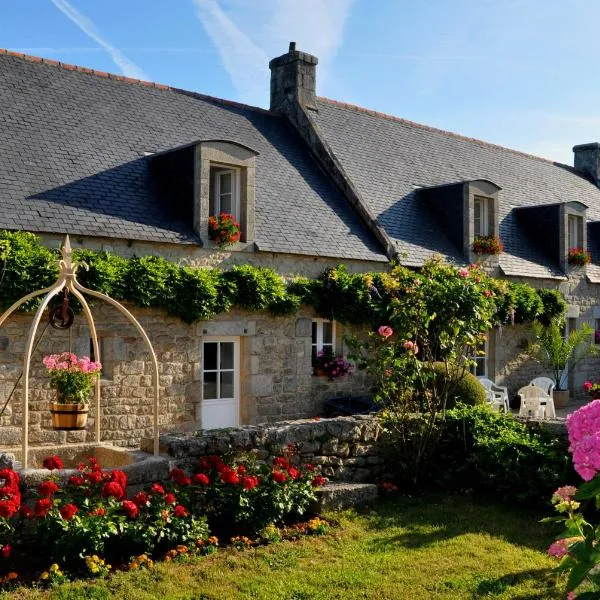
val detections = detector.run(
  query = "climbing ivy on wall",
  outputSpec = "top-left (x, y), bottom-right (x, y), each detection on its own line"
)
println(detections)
top-left (0, 231), bottom-right (565, 327)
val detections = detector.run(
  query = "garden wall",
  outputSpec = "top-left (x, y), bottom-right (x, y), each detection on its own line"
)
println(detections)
top-left (146, 415), bottom-right (384, 483)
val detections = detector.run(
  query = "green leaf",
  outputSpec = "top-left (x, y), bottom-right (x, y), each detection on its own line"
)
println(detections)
top-left (567, 561), bottom-right (594, 591)
top-left (576, 475), bottom-right (600, 500)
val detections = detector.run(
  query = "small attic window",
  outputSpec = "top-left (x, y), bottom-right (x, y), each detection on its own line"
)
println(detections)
top-left (210, 166), bottom-right (241, 222)
top-left (474, 196), bottom-right (493, 237)
top-left (568, 214), bottom-right (583, 249)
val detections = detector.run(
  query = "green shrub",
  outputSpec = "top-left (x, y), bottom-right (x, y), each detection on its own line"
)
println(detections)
top-left (172, 267), bottom-right (229, 323)
top-left (222, 265), bottom-right (287, 311)
top-left (430, 362), bottom-right (487, 409)
top-left (536, 288), bottom-right (566, 326)
top-left (73, 250), bottom-right (128, 299)
top-left (124, 255), bottom-right (179, 310)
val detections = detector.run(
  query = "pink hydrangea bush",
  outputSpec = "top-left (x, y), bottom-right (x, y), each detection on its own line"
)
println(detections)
top-left (546, 399), bottom-right (600, 595)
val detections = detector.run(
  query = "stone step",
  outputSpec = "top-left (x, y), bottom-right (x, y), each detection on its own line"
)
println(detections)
top-left (316, 482), bottom-right (378, 511)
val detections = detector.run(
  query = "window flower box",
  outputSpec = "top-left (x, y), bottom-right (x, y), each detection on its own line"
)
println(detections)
top-left (472, 235), bottom-right (503, 256)
top-left (208, 213), bottom-right (241, 248)
top-left (312, 349), bottom-right (353, 380)
top-left (567, 247), bottom-right (591, 266)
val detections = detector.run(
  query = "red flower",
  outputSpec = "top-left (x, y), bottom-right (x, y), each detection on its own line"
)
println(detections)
top-left (89, 507), bottom-right (105, 517)
top-left (60, 503), bottom-right (78, 521)
top-left (241, 476), bottom-right (259, 490)
top-left (42, 455), bottom-right (63, 471)
top-left (0, 500), bottom-right (17, 518)
top-left (237, 465), bottom-right (247, 475)
top-left (192, 473), bottom-right (210, 486)
top-left (86, 470), bottom-right (103, 484)
top-left (34, 498), bottom-right (52, 517)
top-left (150, 483), bottom-right (165, 495)
top-left (1, 544), bottom-right (11, 558)
top-left (121, 500), bottom-right (139, 519)
top-left (170, 468), bottom-right (191, 486)
top-left (0, 469), bottom-right (20, 487)
top-left (220, 468), bottom-right (240, 485)
top-left (19, 505), bottom-right (33, 519)
top-left (101, 481), bottom-right (125, 499)
top-left (198, 457), bottom-right (211, 472)
top-left (38, 480), bottom-right (59, 497)
top-left (312, 476), bottom-right (327, 488)
top-left (272, 470), bottom-right (287, 484)
top-left (273, 457), bottom-right (289, 469)
top-left (133, 491), bottom-right (149, 507)
top-left (306, 464), bottom-right (314, 472)
top-left (164, 493), bottom-right (176, 505)
top-left (110, 470), bottom-right (128, 489)
top-left (173, 504), bottom-right (189, 518)
top-left (68, 475), bottom-right (85, 486)
top-left (288, 468), bottom-right (300, 480)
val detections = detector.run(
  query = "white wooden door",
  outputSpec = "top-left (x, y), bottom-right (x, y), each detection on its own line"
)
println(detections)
top-left (201, 338), bottom-right (240, 430)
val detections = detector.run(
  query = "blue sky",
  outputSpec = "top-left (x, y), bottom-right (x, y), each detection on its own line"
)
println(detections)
top-left (2, 0), bottom-right (600, 164)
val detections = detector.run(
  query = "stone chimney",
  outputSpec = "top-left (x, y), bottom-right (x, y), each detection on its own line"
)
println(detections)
top-left (573, 143), bottom-right (600, 185)
top-left (269, 42), bottom-right (318, 113)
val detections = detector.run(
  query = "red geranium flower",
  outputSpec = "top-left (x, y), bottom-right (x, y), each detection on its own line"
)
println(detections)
top-left (60, 503), bottom-right (78, 521)
top-left (287, 468), bottom-right (300, 480)
top-left (198, 457), bottom-right (211, 472)
top-left (150, 483), bottom-right (165, 495)
top-left (38, 480), bottom-right (59, 497)
top-left (0, 500), bottom-right (17, 518)
top-left (220, 468), bottom-right (239, 485)
top-left (101, 481), bottom-right (125, 499)
top-left (34, 498), bottom-right (52, 517)
top-left (173, 504), bottom-right (189, 518)
top-left (89, 507), bottom-right (105, 517)
top-left (42, 455), bottom-right (63, 471)
top-left (0, 469), bottom-right (20, 487)
top-left (110, 470), bottom-right (127, 488)
top-left (164, 493), bottom-right (176, 505)
top-left (273, 457), bottom-right (290, 469)
top-left (68, 475), bottom-right (85, 486)
top-left (241, 476), bottom-right (259, 490)
top-left (170, 468), bottom-right (191, 486)
top-left (312, 476), bottom-right (327, 488)
top-left (86, 470), bottom-right (103, 484)
top-left (192, 473), bottom-right (210, 486)
top-left (237, 465), bottom-right (247, 475)
top-left (272, 470), bottom-right (287, 484)
top-left (121, 500), bottom-right (139, 519)
top-left (19, 505), bottom-right (33, 519)
top-left (1, 544), bottom-right (11, 558)
top-left (133, 491), bottom-right (149, 507)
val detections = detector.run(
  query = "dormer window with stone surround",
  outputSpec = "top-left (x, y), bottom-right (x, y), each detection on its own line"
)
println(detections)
top-left (473, 196), bottom-right (493, 237)
top-left (210, 165), bottom-right (241, 222)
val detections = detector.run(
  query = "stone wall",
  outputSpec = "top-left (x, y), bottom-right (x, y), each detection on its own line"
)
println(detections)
top-left (0, 303), bottom-right (370, 449)
top-left (149, 415), bottom-right (383, 483)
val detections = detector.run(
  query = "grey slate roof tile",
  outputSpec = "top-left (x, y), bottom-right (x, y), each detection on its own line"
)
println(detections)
top-left (311, 98), bottom-right (600, 278)
top-left (0, 53), bottom-right (386, 263)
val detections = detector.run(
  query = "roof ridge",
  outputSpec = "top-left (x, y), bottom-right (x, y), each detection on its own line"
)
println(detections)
top-left (1, 49), bottom-right (274, 116)
top-left (317, 96), bottom-right (572, 169)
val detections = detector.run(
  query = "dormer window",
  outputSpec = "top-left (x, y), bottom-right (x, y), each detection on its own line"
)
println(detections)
top-left (473, 196), bottom-right (493, 237)
top-left (210, 166), bottom-right (241, 221)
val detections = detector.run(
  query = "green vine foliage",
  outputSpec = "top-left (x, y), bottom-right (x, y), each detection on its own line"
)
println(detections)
top-left (0, 231), bottom-right (566, 327)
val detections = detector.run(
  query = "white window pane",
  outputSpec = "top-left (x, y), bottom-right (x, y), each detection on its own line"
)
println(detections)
top-left (220, 193), bottom-right (233, 215)
top-left (203, 372), bottom-right (218, 400)
top-left (220, 342), bottom-right (234, 370)
top-left (219, 172), bottom-right (232, 194)
top-left (220, 372), bottom-right (234, 399)
top-left (323, 321), bottom-right (333, 344)
top-left (204, 343), bottom-right (217, 371)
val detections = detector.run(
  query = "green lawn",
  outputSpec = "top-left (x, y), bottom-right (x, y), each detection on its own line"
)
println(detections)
top-left (1, 494), bottom-right (563, 600)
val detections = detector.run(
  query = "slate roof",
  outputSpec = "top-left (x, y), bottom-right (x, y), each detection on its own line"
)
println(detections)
top-left (310, 97), bottom-right (600, 279)
top-left (0, 51), bottom-right (387, 263)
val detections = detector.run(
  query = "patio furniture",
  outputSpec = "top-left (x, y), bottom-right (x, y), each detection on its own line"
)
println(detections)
top-left (518, 385), bottom-right (556, 419)
top-left (477, 377), bottom-right (510, 412)
top-left (529, 377), bottom-right (555, 397)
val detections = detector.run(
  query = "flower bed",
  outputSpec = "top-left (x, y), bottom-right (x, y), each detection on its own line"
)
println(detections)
top-left (0, 447), bottom-right (326, 587)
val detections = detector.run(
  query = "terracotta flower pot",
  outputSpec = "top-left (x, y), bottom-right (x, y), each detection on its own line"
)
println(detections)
top-left (553, 390), bottom-right (570, 408)
top-left (48, 400), bottom-right (89, 430)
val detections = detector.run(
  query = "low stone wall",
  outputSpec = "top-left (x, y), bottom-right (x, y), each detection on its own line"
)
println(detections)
top-left (146, 415), bottom-right (383, 483)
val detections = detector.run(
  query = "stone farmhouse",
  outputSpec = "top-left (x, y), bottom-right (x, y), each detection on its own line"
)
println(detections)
top-left (0, 43), bottom-right (600, 447)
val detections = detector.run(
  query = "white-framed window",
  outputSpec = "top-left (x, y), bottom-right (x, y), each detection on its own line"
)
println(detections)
top-left (469, 336), bottom-right (488, 378)
top-left (201, 338), bottom-right (240, 429)
top-left (312, 318), bottom-right (335, 362)
top-left (568, 214), bottom-right (583, 249)
top-left (473, 196), bottom-right (492, 237)
top-left (210, 166), bottom-right (240, 221)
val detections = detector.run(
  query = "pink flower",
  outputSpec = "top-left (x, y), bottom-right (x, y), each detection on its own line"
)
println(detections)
top-left (484, 290), bottom-right (492, 297)
top-left (458, 268), bottom-right (469, 278)
top-left (553, 486), bottom-right (577, 502)
top-left (403, 341), bottom-right (419, 355)
top-left (378, 326), bottom-right (393, 338)
top-left (584, 381), bottom-right (593, 392)
top-left (547, 539), bottom-right (568, 559)
top-left (566, 400), bottom-right (600, 480)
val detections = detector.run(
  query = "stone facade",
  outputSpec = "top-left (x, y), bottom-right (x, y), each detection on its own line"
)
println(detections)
top-left (151, 414), bottom-right (383, 483)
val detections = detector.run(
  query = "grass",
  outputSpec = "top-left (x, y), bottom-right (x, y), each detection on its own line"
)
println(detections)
top-left (0, 493), bottom-right (563, 600)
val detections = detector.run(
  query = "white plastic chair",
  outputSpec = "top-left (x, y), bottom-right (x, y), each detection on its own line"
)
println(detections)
top-left (518, 385), bottom-right (556, 419)
top-left (530, 377), bottom-right (555, 397)
top-left (478, 377), bottom-right (510, 412)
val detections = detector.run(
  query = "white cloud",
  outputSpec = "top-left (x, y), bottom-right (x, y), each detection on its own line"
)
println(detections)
top-left (50, 0), bottom-right (150, 80)
top-left (192, 0), bottom-right (355, 106)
